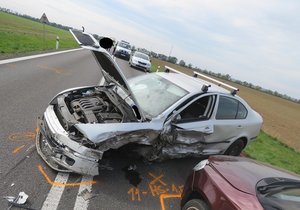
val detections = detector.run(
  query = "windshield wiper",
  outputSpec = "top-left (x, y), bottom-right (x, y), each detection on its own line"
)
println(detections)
top-left (257, 181), bottom-right (300, 194)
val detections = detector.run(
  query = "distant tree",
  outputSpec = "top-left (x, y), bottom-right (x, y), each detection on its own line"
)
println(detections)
top-left (150, 51), bottom-right (157, 58)
top-left (224, 74), bottom-right (231, 81)
top-left (168, 56), bottom-right (177, 64)
top-left (179, 60), bottom-right (185, 66)
top-left (188, 63), bottom-right (192, 69)
top-left (158, 54), bottom-right (168, 61)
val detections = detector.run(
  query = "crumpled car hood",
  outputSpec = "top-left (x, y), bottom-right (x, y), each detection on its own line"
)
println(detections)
top-left (69, 29), bottom-right (145, 121)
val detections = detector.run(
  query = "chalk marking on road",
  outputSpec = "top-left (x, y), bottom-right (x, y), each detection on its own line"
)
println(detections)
top-left (0, 48), bottom-right (83, 65)
top-left (8, 131), bottom-right (36, 141)
top-left (38, 165), bottom-right (96, 186)
top-left (159, 194), bottom-right (181, 210)
top-left (74, 175), bottom-right (94, 210)
top-left (8, 128), bottom-right (38, 154)
top-left (37, 64), bottom-right (65, 74)
top-left (41, 172), bottom-right (69, 210)
top-left (12, 144), bottom-right (25, 154)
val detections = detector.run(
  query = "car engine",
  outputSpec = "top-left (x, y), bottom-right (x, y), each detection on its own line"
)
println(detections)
top-left (70, 95), bottom-right (122, 123)
top-left (53, 88), bottom-right (127, 132)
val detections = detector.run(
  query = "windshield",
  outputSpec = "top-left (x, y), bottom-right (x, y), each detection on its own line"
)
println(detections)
top-left (129, 74), bottom-right (188, 117)
top-left (118, 42), bottom-right (131, 49)
top-left (134, 52), bottom-right (149, 60)
top-left (257, 177), bottom-right (300, 210)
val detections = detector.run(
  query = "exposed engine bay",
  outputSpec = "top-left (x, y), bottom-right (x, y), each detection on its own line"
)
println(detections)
top-left (70, 94), bottom-right (122, 124)
top-left (52, 87), bottom-right (136, 132)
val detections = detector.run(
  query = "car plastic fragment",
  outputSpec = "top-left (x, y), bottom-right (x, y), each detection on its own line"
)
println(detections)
top-left (4, 192), bottom-right (34, 210)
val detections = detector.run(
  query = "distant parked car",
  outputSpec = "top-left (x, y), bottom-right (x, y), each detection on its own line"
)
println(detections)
top-left (181, 155), bottom-right (300, 210)
top-left (113, 40), bottom-right (131, 60)
top-left (129, 51), bottom-right (151, 72)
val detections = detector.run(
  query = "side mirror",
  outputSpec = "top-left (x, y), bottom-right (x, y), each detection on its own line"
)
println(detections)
top-left (174, 114), bottom-right (181, 122)
top-left (99, 37), bottom-right (113, 49)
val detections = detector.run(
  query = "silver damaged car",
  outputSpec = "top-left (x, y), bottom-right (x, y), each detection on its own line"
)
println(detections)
top-left (36, 30), bottom-right (263, 175)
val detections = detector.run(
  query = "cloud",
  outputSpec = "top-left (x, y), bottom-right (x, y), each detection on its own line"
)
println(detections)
top-left (1, 0), bottom-right (300, 99)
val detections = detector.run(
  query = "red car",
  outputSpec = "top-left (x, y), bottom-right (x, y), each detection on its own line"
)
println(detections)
top-left (181, 155), bottom-right (300, 210)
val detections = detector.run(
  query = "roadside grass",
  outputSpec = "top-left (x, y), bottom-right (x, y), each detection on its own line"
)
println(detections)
top-left (0, 12), bottom-right (78, 58)
top-left (150, 63), bottom-right (158, 72)
top-left (245, 131), bottom-right (300, 175)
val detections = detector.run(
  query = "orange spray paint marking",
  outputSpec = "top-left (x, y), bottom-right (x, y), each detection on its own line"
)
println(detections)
top-left (37, 64), bottom-right (65, 74)
top-left (8, 128), bottom-right (38, 154)
top-left (148, 172), bottom-right (167, 186)
top-left (37, 165), bottom-right (96, 187)
top-left (12, 144), bottom-right (26, 154)
top-left (8, 131), bottom-right (36, 141)
top-left (159, 194), bottom-right (181, 210)
top-left (128, 187), bottom-right (141, 201)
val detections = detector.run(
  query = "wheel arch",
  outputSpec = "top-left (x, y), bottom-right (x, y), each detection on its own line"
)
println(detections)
top-left (182, 190), bottom-right (210, 209)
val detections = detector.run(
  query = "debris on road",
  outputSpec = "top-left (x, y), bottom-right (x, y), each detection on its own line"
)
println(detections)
top-left (122, 165), bottom-right (142, 187)
top-left (3, 191), bottom-right (35, 210)
top-left (127, 164), bottom-right (137, 171)
top-left (78, 189), bottom-right (98, 201)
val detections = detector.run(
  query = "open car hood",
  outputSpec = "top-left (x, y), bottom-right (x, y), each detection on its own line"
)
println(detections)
top-left (70, 29), bottom-right (145, 121)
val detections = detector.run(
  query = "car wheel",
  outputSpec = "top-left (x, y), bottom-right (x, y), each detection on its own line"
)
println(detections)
top-left (225, 139), bottom-right (245, 156)
top-left (182, 199), bottom-right (209, 210)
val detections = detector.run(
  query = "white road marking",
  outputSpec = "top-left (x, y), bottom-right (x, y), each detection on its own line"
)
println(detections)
top-left (73, 175), bottom-right (94, 210)
top-left (41, 172), bottom-right (69, 210)
top-left (0, 48), bottom-right (82, 65)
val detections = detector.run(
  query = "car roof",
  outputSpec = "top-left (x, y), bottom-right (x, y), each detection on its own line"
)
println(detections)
top-left (134, 51), bottom-right (149, 56)
top-left (157, 72), bottom-right (232, 95)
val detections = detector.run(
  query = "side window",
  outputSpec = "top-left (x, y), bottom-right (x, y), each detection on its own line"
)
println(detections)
top-left (179, 95), bottom-right (215, 122)
top-left (216, 96), bottom-right (248, 120)
top-left (236, 103), bottom-right (248, 119)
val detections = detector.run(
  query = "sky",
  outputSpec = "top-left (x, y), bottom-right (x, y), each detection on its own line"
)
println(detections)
top-left (1, 0), bottom-right (300, 99)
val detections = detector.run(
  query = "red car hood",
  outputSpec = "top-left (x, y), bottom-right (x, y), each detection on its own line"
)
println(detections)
top-left (208, 155), bottom-right (300, 195)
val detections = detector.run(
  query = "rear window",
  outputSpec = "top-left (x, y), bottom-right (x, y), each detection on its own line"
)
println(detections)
top-left (134, 52), bottom-right (149, 60)
top-left (118, 42), bottom-right (131, 49)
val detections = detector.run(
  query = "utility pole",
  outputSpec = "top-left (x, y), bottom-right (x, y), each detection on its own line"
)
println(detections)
top-left (40, 13), bottom-right (49, 50)
top-left (168, 44), bottom-right (173, 57)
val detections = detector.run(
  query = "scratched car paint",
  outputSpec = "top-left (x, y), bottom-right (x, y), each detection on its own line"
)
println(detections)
top-left (36, 29), bottom-right (263, 175)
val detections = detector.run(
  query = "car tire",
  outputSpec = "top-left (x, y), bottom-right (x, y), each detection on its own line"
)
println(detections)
top-left (182, 199), bottom-right (209, 210)
top-left (225, 139), bottom-right (245, 156)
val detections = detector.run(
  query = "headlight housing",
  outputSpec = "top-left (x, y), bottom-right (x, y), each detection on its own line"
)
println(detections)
top-left (193, 159), bottom-right (209, 171)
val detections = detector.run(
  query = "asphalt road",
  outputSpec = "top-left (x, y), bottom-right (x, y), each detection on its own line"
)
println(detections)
top-left (0, 49), bottom-right (200, 210)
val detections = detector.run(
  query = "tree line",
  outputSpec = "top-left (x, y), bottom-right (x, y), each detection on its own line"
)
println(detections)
top-left (149, 51), bottom-right (299, 104)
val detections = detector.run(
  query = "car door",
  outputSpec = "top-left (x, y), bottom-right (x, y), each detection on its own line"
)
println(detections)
top-left (211, 94), bottom-right (249, 144)
top-left (170, 94), bottom-right (217, 145)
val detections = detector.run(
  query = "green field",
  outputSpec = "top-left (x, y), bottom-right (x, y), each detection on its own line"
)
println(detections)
top-left (0, 12), bottom-right (78, 58)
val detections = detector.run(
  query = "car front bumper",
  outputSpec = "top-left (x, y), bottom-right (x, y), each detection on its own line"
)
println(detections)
top-left (114, 51), bottom-right (130, 59)
top-left (36, 106), bottom-right (103, 176)
top-left (131, 61), bottom-right (150, 71)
